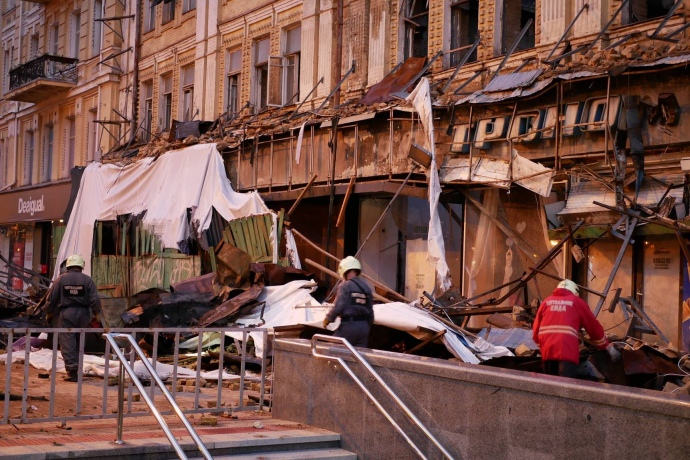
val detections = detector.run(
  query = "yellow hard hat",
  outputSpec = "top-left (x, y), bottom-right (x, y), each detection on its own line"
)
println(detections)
top-left (337, 256), bottom-right (361, 278)
top-left (557, 279), bottom-right (579, 296)
top-left (66, 254), bottom-right (85, 269)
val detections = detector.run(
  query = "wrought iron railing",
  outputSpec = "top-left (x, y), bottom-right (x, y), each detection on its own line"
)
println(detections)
top-left (9, 54), bottom-right (78, 91)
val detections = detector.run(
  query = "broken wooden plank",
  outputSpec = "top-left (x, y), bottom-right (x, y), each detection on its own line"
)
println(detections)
top-left (291, 228), bottom-right (411, 303)
top-left (404, 329), bottom-right (446, 355)
top-left (198, 284), bottom-right (264, 327)
top-left (336, 176), bottom-right (356, 228)
top-left (303, 258), bottom-right (390, 303)
top-left (288, 174), bottom-right (318, 218)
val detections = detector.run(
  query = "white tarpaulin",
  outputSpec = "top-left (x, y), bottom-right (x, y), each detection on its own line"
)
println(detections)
top-left (0, 348), bottom-right (240, 381)
top-left (56, 143), bottom-right (270, 277)
top-left (406, 78), bottom-right (452, 291)
top-left (226, 280), bottom-right (511, 363)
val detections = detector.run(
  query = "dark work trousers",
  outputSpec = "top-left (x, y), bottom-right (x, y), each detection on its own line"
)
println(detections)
top-left (334, 321), bottom-right (371, 348)
top-left (543, 360), bottom-right (578, 379)
top-left (58, 307), bottom-right (91, 374)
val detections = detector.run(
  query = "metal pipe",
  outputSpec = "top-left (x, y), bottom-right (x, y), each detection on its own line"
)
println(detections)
top-left (311, 335), bottom-right (454, 460)
top-left (115, 350), bottom-right (126, 445)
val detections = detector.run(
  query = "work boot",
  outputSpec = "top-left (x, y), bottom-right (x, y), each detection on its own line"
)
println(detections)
top-left (64, 372), bottom-right (79, 382)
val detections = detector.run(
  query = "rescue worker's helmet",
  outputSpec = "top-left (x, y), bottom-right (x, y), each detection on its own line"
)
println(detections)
top-left (66, 254), bottom-right (85, 269)
top-left (557, 279), bottom-right (579, 296)
top-left (337, 256), bottom-right (362, 278)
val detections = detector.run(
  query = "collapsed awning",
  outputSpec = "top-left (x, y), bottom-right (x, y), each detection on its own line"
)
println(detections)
top-left (558, 175), bottom-right (685, 217)
top-left (56, 143), bottom-right (271, 277)
top-left (440, 152), bottom-right (555, 197)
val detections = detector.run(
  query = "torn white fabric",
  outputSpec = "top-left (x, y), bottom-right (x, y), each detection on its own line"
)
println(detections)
top-left (229, 280), bottom-right (328, 358)
top-left (56, 143), bottom-right (270, 277)
top-left (294, 122), bottom-right (307, 164)
top-left (285, 229), bottom-right (302, 269)
top-left (406, 78), bottom-right (451, 291)
top-left (0, 348), bottom-right (240, 381)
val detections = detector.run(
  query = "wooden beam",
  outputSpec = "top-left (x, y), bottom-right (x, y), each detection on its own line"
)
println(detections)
top-left (287, 174), bottom-right (318, 218)
top-left (404, 329), bottom-right (447, 355)
top-left (462, 191), bottom-right (541, 263)
top-left (304, 258), bottom-right (390, 303)
top-left (291, 228), bottom-right (411, 303)
top-left (336, 176), bottom-right (356, 228)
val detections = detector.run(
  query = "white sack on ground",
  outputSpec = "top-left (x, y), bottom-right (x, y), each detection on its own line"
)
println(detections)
top-left (228, 280), bottom-right (328, 359)
top-left (0, 348), bottom-right (240, 381)
top-left (56, 143), bottom-right (269, 277)
top-left (406, 78), bottom-right (452, 291)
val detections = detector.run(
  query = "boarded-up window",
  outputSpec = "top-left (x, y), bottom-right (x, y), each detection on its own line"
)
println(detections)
top-left (181, 65), bottom-right (194, 121)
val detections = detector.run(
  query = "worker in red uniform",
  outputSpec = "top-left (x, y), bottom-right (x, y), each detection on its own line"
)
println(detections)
top-left (533, 279), bottom-right (621, 378)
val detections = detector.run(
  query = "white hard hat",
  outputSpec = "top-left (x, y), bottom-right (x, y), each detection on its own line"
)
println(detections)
top-left (337, 256), bottom-right (362, 278)
top-left (557, 279), bottom-right (579, 296)
top-left (66, 254), bottom-right (85, 269)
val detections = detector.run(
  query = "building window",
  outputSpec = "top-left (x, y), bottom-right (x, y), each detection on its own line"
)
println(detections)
top-left (22, 130), bottom-right (34, 186)
top-left (162, 0), bottom-right (175, 25)
top-left (402, 0), bottom-right (429, 59)
top-left (50, 23), bottom-right (59, 55)
top-left (71, 11), bottom-right (81, 59)
top-left (183, 0), bottom-right (196, 13)
top-left (225, 49), bottom-right (241, 115)
top-left (160, 74), bottom-right (173, 131)
top-left (64, 117), bottom-right (76, 177)
top-left (87, 108), bottom-right (99, 162)
top-left (0, 138), bottom-right (5, 189)
top-left (268, 26), bottom-right (301, 106)
top-left (252, 37), bottom-right (270, 112)
top-left (449, 1), bottom-right (479, 66)
top-left (41, 124), bottom-right (53, 183)
top-left (501, 0), bottom-right (535, 54)
top-left (145, 0), bottom-right (156, 33)
top-left (30, 34), bottom-right (39, 60)
top-left (142, 80), bottom-right (153, 142)
top-left (623, 0), bottom-right (674, 25)
top-left (3, 49), bottom-right (10, 94)
top-left (3, 0), bottom-right (15, 14)
top-left (92, 0), bottom-right (103, 57)
top-left (181, 65), bottom-right (194, 121)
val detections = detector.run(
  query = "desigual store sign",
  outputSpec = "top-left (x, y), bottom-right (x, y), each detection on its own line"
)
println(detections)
top-left (0, 182), bottom-right (72, 223)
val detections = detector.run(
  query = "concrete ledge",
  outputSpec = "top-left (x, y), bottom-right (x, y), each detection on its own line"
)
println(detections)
top-left (273, 338), bottom-right (690, 459)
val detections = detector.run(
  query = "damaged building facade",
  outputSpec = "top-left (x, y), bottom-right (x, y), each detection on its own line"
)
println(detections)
top-left (0, 0), bottom-right (136, 298)
top-left (1, 0), bottom-right (689, 355)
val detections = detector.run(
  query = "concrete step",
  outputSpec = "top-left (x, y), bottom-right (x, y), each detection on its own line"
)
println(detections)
top-left (0, 421), bottom-right (351, 460)
top-left (210, 448), bottom-right (357, 459)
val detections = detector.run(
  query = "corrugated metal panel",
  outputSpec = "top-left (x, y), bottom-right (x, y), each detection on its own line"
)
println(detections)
top-left (559, 175), bottom-right (685, 215)
top-left (484, 69), bottom-right (543, 93)
top-left (634, 53), bottom-right (690, 67)
top-left (457, 78), bottom-right (553, 105)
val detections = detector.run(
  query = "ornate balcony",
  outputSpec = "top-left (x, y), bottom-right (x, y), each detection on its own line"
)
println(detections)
top-left (6, 54), bottom-right (78, 103)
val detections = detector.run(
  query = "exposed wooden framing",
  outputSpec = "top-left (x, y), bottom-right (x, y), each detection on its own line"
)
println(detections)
top-left (288, 174), bottom-right (318, 218)
top-left (336, 176), bottom-right (356, 228)
top-left (529, 267), bottom-right (606, 298)
top-left (304, 258), bottom-right (390, 303)
top-left (404, 329), bottom-right (446, 354)
top-left (290, 228), bottom-right (411, 303)
top-left (461, 191), bottom-right (541, 263)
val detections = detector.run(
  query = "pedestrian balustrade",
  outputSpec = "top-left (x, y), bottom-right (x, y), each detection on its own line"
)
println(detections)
top-left (0, 327), bottom-right (269, 429)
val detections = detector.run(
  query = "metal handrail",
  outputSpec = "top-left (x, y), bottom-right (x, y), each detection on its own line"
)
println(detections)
top-left (104, 333), bottom-right (213, 460)
top-left (310, 334), bottom-right (455, 460)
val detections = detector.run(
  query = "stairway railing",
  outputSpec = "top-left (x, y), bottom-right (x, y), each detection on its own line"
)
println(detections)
top-left (104, 332), bottom-right (213, 460)
top-left (310, 334), bottom-right (455, 460)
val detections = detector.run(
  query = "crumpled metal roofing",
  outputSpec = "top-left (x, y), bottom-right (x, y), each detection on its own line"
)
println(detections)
top-left (483, 69), bottom-right (543, 93)
top-left (455, 78), bottom-right (553, 105)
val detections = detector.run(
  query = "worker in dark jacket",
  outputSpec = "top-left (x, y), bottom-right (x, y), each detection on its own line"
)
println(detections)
top-left (533, 279), bottom-right (621, 378)
top-left (323, 256), bottom-right (374, 347)
top-left (46, 254), bottom-right (105, 382)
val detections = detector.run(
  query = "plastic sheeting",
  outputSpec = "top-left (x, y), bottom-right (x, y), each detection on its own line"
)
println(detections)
top-left (226, 280), bottom-right (512, 363)
top-left (406, 78), bottom-right (452, 291)
top-left (55, 143), bottom-right (270, 277)
top-left (0, 348), bottom-right (240, 381)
